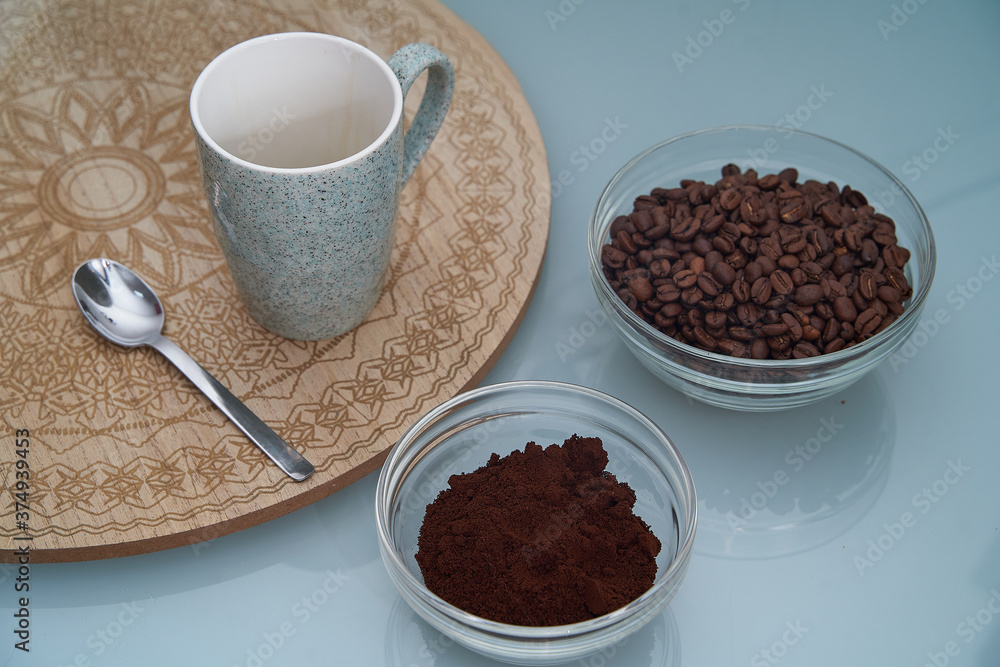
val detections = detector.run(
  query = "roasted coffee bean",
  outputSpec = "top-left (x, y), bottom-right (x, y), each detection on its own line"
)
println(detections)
top-left (725, 326), bottom-right (751, 343)
top-left (832, 253), bottom-right (855, 277)
top-left (840, 272), bottom-right (859, 297)
top-left (823, 337), bottom-right (845, 354)
top-left (617, 289), bottom-right (637, 311)
top-left (757, 173), bottom-right (780, 190)
top-left (759, 237), bottom-right (782, 261)
top-left (799, 261), bottom-right (823, 281)
top-left (739, 236), bottom-right (759, 255)
top-left (631, 210), bottom-right (654, 233)
top-left (860, 238), bottom-right (879, 265)
top-left (650, 206), bottom-right (670, 227)
top-left (792, 341), bottom-right (821, 358)
top-left (751, 277), bottom-right (773, 305)
top-left (704, 249), bottom-right (722, 271)
top-left (621, 267), bottom-right (649, 281)
top-left (794, 283), bottom-right (824, 306)
top-left (712, 235), bottom-right (736, 254)
top-left (801, 324), bottom-right (821, 341)
top-left (840, 320), bottom-right (857, 342)
top-left (883, 244), bottom-right (911, 269)
top-left (628, 277), bottom-right (654, 302)
top-left (702, 214), bottom-right (726, 234)
top-left (602, 244), bottom-right (627, 268)
top-left (776, 167), bottom-right (797, 183)
top-left (719, 188), bottom-right (742, 210)
top-left (757, 255), bottom-right (778, 276)
top-left (877, 285), bottom-right (901, 303)
top-left (652, 247), bottom-right (680, 261)
top-left (649, 259), bottom-right (671, 278)
top-left (780, 200), bottom-right (806, 223)
top-left (713, 292), bottom-right (735, 311)
top-left (765, 333), bottom-right (790, 351)
top-left (689, 256), bottom-right (706, 275)
top-left (654, 312), bottom-right (675, 328)
top-left (819, 277), bottom-right (842, 300)
top-left (856, 308), bottom-right (882, 336)
top-left (689, 235), bottom-right (711, 256)
top-left (736, 302), bottom-right (760, 327)
top-left (740, 195), bottom-right (763, 224)
top-left (656, 283), bottom-right (681, 303)
top-left (691, 327), bottom-right (716, 349)
top-left (781, 312), bottom-right (803, 341)
top-left (720, 221), bottom-right (742, 239)
top-left (798, 244), bottom-right (819, 263)
top-left (821, 317), bottom-right (840, 343)
top-left (705, 310), bottom-right (728, 329)
top-left (632, 232), bottom-right (652, 249)
top-left (673, 269), bottom-right (697, 289)
top-left (778, 254), bottom-right (800, 270)
top-left (872, 224), bottom-right (897, 246)
top-left (646, 223), bottom-right (671, 240)
top-left (858, 270), bottom-right (878, 301)
top-left (660, 303), bottom-right (684, 320)
top-left (760, 322), bottom-right (790, 337)
top-left (671, 216), bottom-right (702, 242)
top-left (769, 270), bottom-right (794, 296)
top-left (716, 338), bottom-right (741, 356)
top-left (732, 272), bottom-right (751, 302)
top-left (697, 273), bottom-right (723, 297)
top-left (712, 261), bottom-right (736, 286)
top-left (641, 301), bottom-right (660, 317)
top-left (884, 267), bottom-right (911, 298)
top-left (634, 195), bottom-right (659, 210)
top-left (844, 186), bottom-right (868, 208)
top-left (609, 215), bottom-right (631, 238)
top-left (615, 230), bottom-right (638, 254)
top-left (831, 296), bottom-right (856, 323)
top-left (813, 301), bottom-right (833, 321)
top-left (681, 286), bottom-right (704, 306)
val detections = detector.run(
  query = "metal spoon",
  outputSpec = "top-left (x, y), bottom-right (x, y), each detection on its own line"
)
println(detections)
top-left (71, 258), bottom-right (314, 482)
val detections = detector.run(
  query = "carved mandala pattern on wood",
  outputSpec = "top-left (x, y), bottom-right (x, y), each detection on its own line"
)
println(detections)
top-left (0, 0), bottom-right (549, 561)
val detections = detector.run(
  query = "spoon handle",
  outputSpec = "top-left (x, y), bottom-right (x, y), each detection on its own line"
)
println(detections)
top-left (149, 335), bottom-right (315, 482)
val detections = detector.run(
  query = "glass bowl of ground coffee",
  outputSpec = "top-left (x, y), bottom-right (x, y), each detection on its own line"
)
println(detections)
top-left (375, 380), bottom-right (696, 665)
top-left (589, 125), bottom-right (936, 411)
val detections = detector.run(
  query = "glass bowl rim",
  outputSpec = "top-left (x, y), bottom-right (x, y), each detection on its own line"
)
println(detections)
top-left (374, 379), bottom-right (698, 639)
top-left (586, 123), bottom-right (937, 370)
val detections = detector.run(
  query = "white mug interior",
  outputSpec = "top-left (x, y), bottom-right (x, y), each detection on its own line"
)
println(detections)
top-left (191, 32), bottom-right (403, 170)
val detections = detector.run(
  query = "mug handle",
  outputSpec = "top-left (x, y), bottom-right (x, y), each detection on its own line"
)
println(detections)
top-left (387, 43), bottom-right (455, 187)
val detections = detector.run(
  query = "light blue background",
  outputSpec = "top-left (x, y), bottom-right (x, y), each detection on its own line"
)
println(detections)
top-left (5, 0), bottom-right (1000, 665)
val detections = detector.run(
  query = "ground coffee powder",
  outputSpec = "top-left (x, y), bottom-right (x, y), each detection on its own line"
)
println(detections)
top-left (415, 434), bottom-right (661, 626)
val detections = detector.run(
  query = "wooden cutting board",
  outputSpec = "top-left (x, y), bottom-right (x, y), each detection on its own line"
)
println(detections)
top-left (0, 0), bottom-right (549, 562)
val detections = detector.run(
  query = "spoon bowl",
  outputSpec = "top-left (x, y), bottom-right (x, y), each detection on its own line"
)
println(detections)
top-left (72, 258), bottom-right (165, 346)
top-left (71, 258), bottom-right (314, 481)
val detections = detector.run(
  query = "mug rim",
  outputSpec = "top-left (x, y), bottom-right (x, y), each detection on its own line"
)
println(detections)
top-left (189, 31), bottom-right (404, 175)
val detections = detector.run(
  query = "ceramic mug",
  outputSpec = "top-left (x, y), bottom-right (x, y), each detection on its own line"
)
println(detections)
top-left (190, 32), bottom-right (454, 340)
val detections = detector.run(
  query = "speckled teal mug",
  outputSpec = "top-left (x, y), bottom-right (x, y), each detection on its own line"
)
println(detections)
top-left (190, 32), bottom-right (453, 340)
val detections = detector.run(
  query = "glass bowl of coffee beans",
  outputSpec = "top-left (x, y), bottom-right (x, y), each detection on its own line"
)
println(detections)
top-left (588, 125), bottom-right (936, 411)
top-left (375, 380), bottom-right (697, 665)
